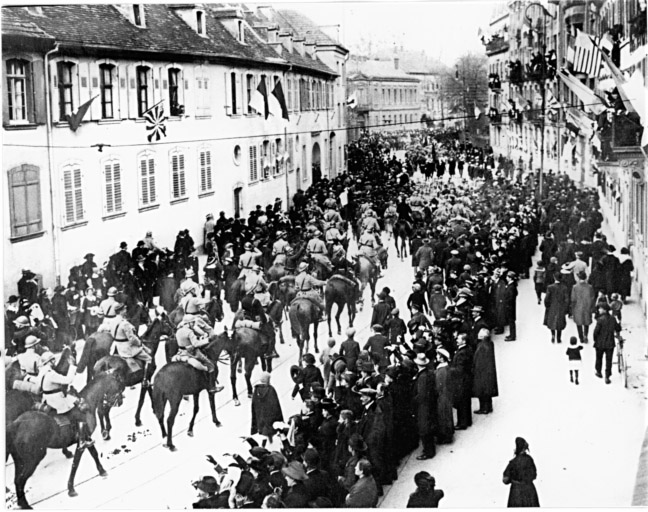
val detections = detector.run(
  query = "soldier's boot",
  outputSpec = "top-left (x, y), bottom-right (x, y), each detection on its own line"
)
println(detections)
top-left (77, 422), bottom-right (94, 450)
top-left (207, 370), bottom-right (223, 394)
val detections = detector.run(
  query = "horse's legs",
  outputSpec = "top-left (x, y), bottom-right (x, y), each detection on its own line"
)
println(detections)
top-left (14, 447), bottom-right (46, 509)
top-left (67, 445), bottom-right (86, 496)
top-left (335, 302), bottom-right (343, 336)
top-left (326, 301), bottom-right (334, 337)
top-left (187, 393), bottom-right (200, 437)
top-left (245, 358), bottom-right (254, 398)
top-left (134, 383), bottom-right (147, 427)
top-left (87, 444), bottom-right (107, 476)
top-left (208, 391), bottom-right (221, 427)
top-left (230, 354), bottom-right (240, 406)
top-left (165, 401), bottom-right (179, 451)
top-left (62, 447), bottom-right (73, 459)
top-left (313, 321), bottom-right (319, 353)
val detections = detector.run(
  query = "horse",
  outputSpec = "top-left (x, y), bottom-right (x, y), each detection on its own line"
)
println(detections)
top-left (266, 242), bottom-right (306, 282)
top-left (151, 332), bottom-right (231, 452)
top-left (356, 255), bottom-right (380, 309)
top-left (7, 372), bottom-right (125, 509)
top-left (76, 311), bottom-right (175, 384)
top-left (324, 275), bottom-right (359, 337)
top-left (229, 327), bottom-right (271, 404)
top-left (394, 219), bottom-right (413, 260)
top-left (288, 298), bottom-right (320, 360)
top-left (276, 276), bottom-right (297, 315)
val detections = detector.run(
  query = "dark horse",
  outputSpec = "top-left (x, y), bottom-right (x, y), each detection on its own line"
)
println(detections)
top-left (288, 298), bottom-right (320, 359)
top-left (325, 275), bottom-right (359, 337)
top-left (5, 350), bottom-right (77, 460)
top-left (356, 255), bottom-right (380, 310)
top-left (7, 372), bottom-right (124, 509)
top-left (76, 312), bottom-right (176, 384)
top-left (229, 326), bottom-right (272, 404)
top-left (394, 219), bottom-right (413, 260)
top-left (152, 332), bottom-right (231, 452)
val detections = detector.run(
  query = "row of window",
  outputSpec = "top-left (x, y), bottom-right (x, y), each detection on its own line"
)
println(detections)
top-left (371, 113), bottom-right (418, 127)
top-left (5, 57), bottom-right (337, 125)
top-left (353, 85), bottom-right (418, 106)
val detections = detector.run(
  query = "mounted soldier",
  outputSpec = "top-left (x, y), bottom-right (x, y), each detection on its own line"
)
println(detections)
top-left (110, 303), bottom-right (153, 386)
top-left (358, 227), bottom-right (383, 277)
top-left (307, 230), bottom-right (333, 276)
top-left (272, 231), bottom-right (291, 265)
top-left (245, 265), bottom-right (271, 307)
top-left (234, 294), bottom-right (277, 360)
top-left (325, 223), bottom-right (345, 255)
top-left (239, 242), bottom-right (262, 280)
top-left (17, 335), bottom-right (42, 384)
top-left (294, 262), bottom-right (327, 320)
top-left (175, 314), bottom-right (220, 394)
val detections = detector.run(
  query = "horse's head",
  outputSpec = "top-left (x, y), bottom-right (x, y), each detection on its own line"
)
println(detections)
top-left (80, 372), bottom-right (125, 413)
top-left (202, 331), bottom-right (231, 361)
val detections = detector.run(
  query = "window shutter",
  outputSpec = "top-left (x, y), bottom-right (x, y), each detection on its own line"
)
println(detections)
top-left (128, 64), bottom-right (138, 119)
top-left (89, 63), bottom-right (101, 120)
top-left (148, 157), bottom-right (156, 203)
top-left (172, 153), bottom-right (179, 198)
top-left (224, 71), bottom-right (232, 115)
top-left (63, 168), bottom-right (74, 223)
top-left (73, 166), bottom-right (84, 221)
top-left (104, 162), bottom-right (113, 215)
top-left (200, 151), bottom-right (206, 192)
top-left (140, 158), bottom-right (149, 205)
top-left (113, 161), bottom-right (122, 212)
top-left (205, 150), bottom-right (212, 191)
top-left (237, 73), bottom-right (245, 116)
top-left (179, 153), bottom-right (186, 197)
top-left (118, 66), bottom-right (128, 120)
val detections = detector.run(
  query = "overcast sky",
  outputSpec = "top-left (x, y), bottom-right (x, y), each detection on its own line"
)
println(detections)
top-left (272, 0), bottom-right (507, 66)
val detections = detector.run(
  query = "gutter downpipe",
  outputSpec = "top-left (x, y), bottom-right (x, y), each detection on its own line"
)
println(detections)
top-left (44, 43), bottom-right (61, 286)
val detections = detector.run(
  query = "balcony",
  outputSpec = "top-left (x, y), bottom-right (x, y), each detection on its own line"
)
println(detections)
top-left (599, 113), bottom-right (645, 161)
top-left (486, 35), bottom-right (509, 56)
top-left (488, 73), bottom-right (502, 91)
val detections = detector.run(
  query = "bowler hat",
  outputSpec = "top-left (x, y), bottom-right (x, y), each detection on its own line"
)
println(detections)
top-left (250, 446), bottom-right (270, 460)
top-left (320, 397), bottom-right (337, 411)
top-left (282, 461), bottom-right (308, 481)
top-left (302, 353), bottom-right (316, 365)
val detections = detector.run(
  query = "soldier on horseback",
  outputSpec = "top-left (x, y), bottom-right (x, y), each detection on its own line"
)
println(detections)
top-left (294, 262), bottom-right (327, 320)
top-left (307, 230), bottom-right (333, 275)
top-left (383, 201), bottom-right (398, 240)
top-left (111, 303), bottom-right (153, 386)
top-left (239, 242), bottom-right (262, 279)
top-left (39, 351), bottom-right (94, 449)
top-left (325, 223), bottom-right (345, 255)
top-left (272, 231), bottom-right (291, 265)
top-left (17, 335), bottom-right (42, 383)
top-left (175, 314), bottom-right (221, 393)
top-left (235, 294), bottom-right (278, 359)
top-left (245, 265), bottom-right (271, 307)
top-left (358, 227), bottom-right (383, 278)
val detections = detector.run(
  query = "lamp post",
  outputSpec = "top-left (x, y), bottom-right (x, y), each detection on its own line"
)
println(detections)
top-left (525, 2), bottom-right (555, 200)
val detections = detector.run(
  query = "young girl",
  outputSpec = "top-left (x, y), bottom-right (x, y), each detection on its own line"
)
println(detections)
top-left (533, 261), bottom-right (547, 304)
top-left (566, 336), bottom-right (583, 385)
top-left (609, 293), bottom-right (623, 327)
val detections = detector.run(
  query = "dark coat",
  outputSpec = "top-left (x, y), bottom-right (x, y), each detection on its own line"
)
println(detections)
top-left (428, 292), bottom-right (447, 320)
top-left (570, 281), bottom-right (595, 326)
top-left (283, 482), bottom-right (310, 508)
top-left (304, 468), bottom-right (331, 501)
top-left (407, 488), bottom-right (445, 508)
top-left (251, 383), bottom-right (283, 437)
top-left (472, 338), bottom-right (499, 398)
top-left (617, 257), bottom-right (634, 297)
top-left (345, 475), bottom-right (379, 508)
top-left (503, 453), bottom-right (540, 507)
top-left (492, 278), bottom-right (509, 327)
top-left (158, 276), bottom-right (178, 313)
top-left (357, 401), bottom-right (386, 479)
top-left (435, 364), bottom-right (454, 442)
top-left (385, 316), bottom-right (407, 344)
top-left (340, 339), bottom-right (361, 372)
top-left (412, 367), bottom-right (437, 436)
top-left (332, 422), bottom-right (356, 477)
top-left (593, 312), bottom-right (621, 350)
top-left (363, 334), bottom-right (390, 368)
top-left (449, 344), bottom-right (474, 406)
top-left (543, 282), bottom-right (570, 330)
top-left (370, 302), bottom-right (392, 330)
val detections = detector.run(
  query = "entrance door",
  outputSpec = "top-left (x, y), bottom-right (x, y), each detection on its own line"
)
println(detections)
top-left (233, 187), bottom-right (243, 218)
top-left (312, 142), bottom-right (321, 184)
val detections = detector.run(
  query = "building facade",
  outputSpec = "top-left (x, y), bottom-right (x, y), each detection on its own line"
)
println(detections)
top-left (2, 4), bottom-right (348, 296)
top-left (346, 57), bottom-right (422, 138)
top-left (483, 0), bottom-right (647, 316)
top-left (485, 6), bottom-right (510, 158)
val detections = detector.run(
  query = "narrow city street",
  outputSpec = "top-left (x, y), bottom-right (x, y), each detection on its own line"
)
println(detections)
top-left (6, 182), bottom-right (646, 509)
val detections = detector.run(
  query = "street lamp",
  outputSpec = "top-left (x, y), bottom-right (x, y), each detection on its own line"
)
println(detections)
top-left (525, 2), bottom-right (555, 200)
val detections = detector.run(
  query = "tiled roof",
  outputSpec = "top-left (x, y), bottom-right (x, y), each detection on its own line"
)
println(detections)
top-left (1, 4), bottom-right (337, 76)
top-left (1, 19), bottom-right (54, 40)
top-left (275, 9), bottom-right (340, 47)
top-left (348, 59), bottom-right (421, 81)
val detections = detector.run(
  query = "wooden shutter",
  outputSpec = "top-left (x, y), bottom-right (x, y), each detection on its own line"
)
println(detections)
top-left (237, 73), bottom-right (244, 116)
top-left (104, 161), bottom-right (114, 214)
top-left (200, 149), bottom-right (212, 192)
top-left (224, 71), bottom-right (231, 115)
top-left (73, 166), bottom-right (83, 221)
top-left (89, 63), bottom-right (101, 120)
top-left (171, 152), bottom-right (186, 198)
top-left (249, 145), bottom-right (257, 182)
top-left (147, 157), bottom-right (156, 203)
top-left (140, 157), bottom-right (149, 205)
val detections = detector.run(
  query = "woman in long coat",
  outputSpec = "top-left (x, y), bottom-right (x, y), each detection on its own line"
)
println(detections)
top-left (251, 372), bottom-right (283, 438)
top-left (503, 437), bottom-right (540, 507)
top-left (472, 329), bottom-right (498, 414)
top-left (616, 247), bottom-right (634, 301)
top-left (434, 349), bottom-right (454, 444)
top-left (543, 273), bottom-right (570, 343)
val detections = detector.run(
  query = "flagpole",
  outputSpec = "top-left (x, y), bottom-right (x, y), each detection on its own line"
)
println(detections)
top-left (284, 126), bottom-right (290, 209)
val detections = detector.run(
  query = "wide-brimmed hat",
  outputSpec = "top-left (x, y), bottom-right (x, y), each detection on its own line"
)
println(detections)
top-left (193, 475), bottom-right (219, 494)
top-left (14, 316), bottom-right (30, 327)
top-left (84, 253), bottom-right (95, 259)
top-left (436, 348), bottom-right (451, 362)
top-left (290, 365), bottom-right (304, 384)
top-left (54, 285), bottom-right (66, 293)
top-left (39, 351), bottom-right (56, 366)
top-left (24, 335), bottom-right (40, 349)
top-left (250, 446), bottom-right (270, 461)
top-left (185, 268), bottom-right (196, 278)
top-left (298, 261), bottom-right (309, 272)
top-left (320, 397), bottom-right (337, 411)
top-left (414, 353), bottom-right (430, 366)
top-left (348, 433), bottom-right (368, 452)
top-left (282, 461), bottom-right (307, 481)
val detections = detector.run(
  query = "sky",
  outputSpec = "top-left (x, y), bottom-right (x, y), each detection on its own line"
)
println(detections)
top-left (273, 0), bottom-right (507, 66)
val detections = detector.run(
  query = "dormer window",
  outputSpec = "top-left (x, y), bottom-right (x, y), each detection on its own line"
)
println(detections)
top-left (238, 20), bottom-right (244, 43)
top-left (133, 4), bottom-right (145, 27)
top-left (197, 11), bottom-right (204, 35)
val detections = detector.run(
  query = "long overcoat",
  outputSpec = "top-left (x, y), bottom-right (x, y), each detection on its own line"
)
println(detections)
top-left (472, 338), bottom-right (499, 398)
top-left (251, 383), bottom-right (284, 437)
top-left (449, 344), bottom-right (474, 407)
top-left (570, 281), bottom-right (595, 326)
top-left (411, 367), bottom-right (437, 436)
top-left (543, 282), bottom-right (570, 330)
top-left (434, 364), bottom-right (454, 442)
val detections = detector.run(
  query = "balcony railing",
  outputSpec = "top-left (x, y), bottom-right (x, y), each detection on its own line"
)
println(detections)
top-left (599, 114), bottom-right (645, 161)
top-left (486, 36), bottom-right (509, 55)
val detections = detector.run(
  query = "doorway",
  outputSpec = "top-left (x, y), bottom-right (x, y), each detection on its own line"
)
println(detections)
top-left (233, 186), bottom-right (243, 218)
top-left (312, 142), bottom-right (321, 184)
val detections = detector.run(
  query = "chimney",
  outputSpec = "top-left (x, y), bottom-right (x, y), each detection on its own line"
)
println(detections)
top-left (394, 57), bottom-right (399, 70)
top-left (279, 31), bottom-right (293, 52)
top-left (304, 41), bottom-right (317, 59)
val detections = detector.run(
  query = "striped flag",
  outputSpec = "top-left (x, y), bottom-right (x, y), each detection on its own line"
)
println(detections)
top-left (546, 89), bottom-right (559, 115)
top-left (143, 101), bottom-right (167, 142)
top-left (572, 29), bottom-right (613, 78)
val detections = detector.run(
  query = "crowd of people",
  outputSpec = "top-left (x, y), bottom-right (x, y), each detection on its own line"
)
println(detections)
top-left (5, 126), bottom-right (632, 508)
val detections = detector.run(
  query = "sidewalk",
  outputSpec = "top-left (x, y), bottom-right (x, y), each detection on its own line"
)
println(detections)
top-left (599, 205), bottom-right (648, 507)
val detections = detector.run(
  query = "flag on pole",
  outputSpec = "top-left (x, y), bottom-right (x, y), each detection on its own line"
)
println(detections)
top-left (572, 30), bottom-right (612, 78)
top-left (558, 69), bottom-right (607, 115)
top-left (143, 101), bottom-right (167, 142)
top-left (599, 47), bottom-right (646, 122)
top-left (346, 92), bottom-right (358, 109)
top-left (249, 77), bottom-right (270, 119)
top-left (271, 80), bottom-right (289, 120)
top-left (65, 95), bottom-right (98, 132)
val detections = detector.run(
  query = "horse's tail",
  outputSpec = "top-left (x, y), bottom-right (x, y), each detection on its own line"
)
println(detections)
top-left (76, 335), bottom-right (94, 374)
top-left (151, 381), bottom-right (166, 421)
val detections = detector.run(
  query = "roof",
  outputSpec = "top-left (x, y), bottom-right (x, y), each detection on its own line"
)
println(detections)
top-left (1, 19), bottom-right (54, 40)
top-left (348, 59), bottom-right (420, 82)
top-left (1, 4), bottom-right (336, 76)
top-left (275, 9), bottom-right (340, 47)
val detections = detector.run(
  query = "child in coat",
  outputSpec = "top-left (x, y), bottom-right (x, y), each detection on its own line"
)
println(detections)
top-left (566, 336), bottom-right (583, 385)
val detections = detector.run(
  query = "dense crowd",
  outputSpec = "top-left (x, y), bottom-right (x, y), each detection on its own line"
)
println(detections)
top-left (5, 127), bottom-right (634, 508)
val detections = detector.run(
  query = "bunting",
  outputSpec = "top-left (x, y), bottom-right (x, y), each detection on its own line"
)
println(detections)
top-left (558, 69), bottom-right (607, 115)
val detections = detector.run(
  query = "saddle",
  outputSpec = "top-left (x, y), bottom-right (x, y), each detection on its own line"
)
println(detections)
top-left (172, 352), bottom-right (209, 372)
top-left (122, 357), bottom-right (144, 374)
top-left (330, 274), bottom-right (358, 288)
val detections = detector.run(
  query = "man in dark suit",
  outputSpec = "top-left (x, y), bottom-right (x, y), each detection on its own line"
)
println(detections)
top-left (303, 448), bottom-right (331, 503)
top-left (370, 293), bottom-right (392, 331)
top-left (340, 327), bottom-right (360, 372)
top-left (593, 303), bottom-right (621, 384)
top-left (450, 333), bottom-right (474, 430)
top-left (412, 353), bottom-right (437, 460)
top-left (363, 325), bottom-right (391, 374)
top-left (191, 476), bottom-right (221, 509)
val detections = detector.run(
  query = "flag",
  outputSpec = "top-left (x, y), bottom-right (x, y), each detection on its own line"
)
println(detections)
top-left (249, 77), bottom-right (270, 119)
top-left (546, 89), bottom-right (559, 115)
top-left (271, 80), bottom-right (289, 120)
top-left (65, 95), bottom-right (98, 132)
top-left (599, 47), bottom-right (646, 123)
top-left (572, 30), bottom-right (612, 78)
top-left (143, 101), bottom-right (167, 142)
top-left (474, 103), bottom-right (481, 119)
top-left (558, 69), bottom-right (607, 115)
top-left (346, 92), bottom-right (358, 109)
